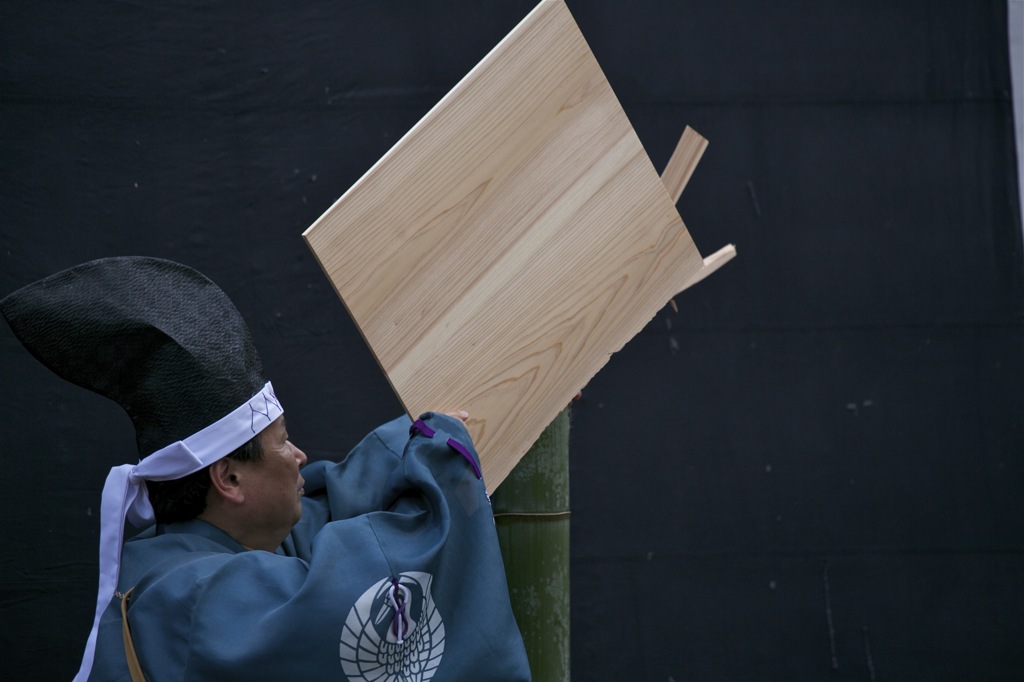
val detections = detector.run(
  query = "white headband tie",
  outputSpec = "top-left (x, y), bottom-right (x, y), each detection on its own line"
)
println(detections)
top-left (73, 381), bottom-right (284, 682)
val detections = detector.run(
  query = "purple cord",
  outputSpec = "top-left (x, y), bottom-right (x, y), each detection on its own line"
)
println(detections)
top-left (389, 578), bottom-right (409, 644)
top-left (446, 437), bottom-right (482, 480)
top-left (411, 419), bottom-right (482, 479)
top-left (411, 419), bottom-right (435, 438)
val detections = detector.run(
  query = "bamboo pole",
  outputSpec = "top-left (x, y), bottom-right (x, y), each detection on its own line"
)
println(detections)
top-left (492, 408), bottom-right (571, 682)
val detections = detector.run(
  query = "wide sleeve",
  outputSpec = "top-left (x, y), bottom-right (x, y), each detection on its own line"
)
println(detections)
top-left (281, 414), bottom-right (412, 561)
top-left (125, 412), bottom-right (531, 682)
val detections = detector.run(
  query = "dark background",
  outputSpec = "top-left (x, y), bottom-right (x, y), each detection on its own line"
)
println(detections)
top-left (2, 1), bottom-right (1021, 679)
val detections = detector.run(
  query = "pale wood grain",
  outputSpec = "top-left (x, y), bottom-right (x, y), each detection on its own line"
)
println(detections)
top-left (304, 0), bottom-right (725, 487)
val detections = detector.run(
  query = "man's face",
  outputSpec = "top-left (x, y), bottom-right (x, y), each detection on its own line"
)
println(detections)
top-left (237, 415), bottom-right (308, 547)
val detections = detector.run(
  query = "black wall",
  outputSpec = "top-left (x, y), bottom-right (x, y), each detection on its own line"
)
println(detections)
top-left (2, 1), bottom-right (1021, 679)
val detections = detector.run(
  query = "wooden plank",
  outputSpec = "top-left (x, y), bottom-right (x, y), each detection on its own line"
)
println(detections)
top-left (304, 0), bottom-right (720, 488)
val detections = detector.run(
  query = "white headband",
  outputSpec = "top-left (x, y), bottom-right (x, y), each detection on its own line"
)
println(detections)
top-left (73, 381), bottom-right (284, 682)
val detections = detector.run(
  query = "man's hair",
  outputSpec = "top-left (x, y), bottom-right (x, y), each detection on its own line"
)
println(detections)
top-left (147, 434), bottom-right (264, 524)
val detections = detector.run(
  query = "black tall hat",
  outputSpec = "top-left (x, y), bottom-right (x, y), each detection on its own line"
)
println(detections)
top-left (3, 257), bottom-right (284, 682)
top-left (0, 256), bottom-right (267, 457)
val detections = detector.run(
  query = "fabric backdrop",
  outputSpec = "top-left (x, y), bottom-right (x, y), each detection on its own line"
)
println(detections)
top-left (1, 1), bottom-right (1020, 679)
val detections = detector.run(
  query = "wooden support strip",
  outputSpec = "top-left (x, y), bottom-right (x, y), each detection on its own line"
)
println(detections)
top-left (659, 126), bottom-right (735, 293)
top-left (681, 244), bottom-right (737, 291)
top-left (661, 126), bottom-right (708, 204)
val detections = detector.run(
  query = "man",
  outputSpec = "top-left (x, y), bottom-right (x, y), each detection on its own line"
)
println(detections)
top-left (1, 256), bottom-right (530, 681)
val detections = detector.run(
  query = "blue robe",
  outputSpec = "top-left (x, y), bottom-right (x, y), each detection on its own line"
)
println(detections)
top-left (88, 413), bottom-right (531, 681)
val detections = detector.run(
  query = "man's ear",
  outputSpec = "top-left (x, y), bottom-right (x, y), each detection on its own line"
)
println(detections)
top-left (208, 458), bottom-right (245, 505)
